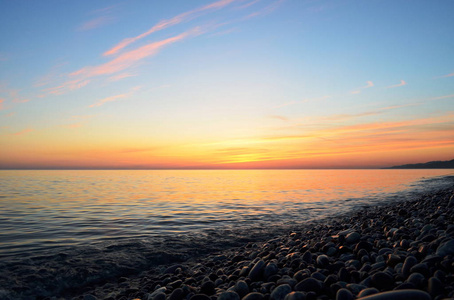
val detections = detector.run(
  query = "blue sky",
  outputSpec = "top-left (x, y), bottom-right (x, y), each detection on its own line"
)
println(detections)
top-left (1, 0), bottom-right (453, 169)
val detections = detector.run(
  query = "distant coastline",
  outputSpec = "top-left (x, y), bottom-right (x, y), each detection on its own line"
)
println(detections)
top-left (386, 158), bottom-right (454, 169)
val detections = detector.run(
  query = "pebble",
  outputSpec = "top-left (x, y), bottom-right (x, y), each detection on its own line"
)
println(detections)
top-left (218, 291), bottom-right (241, 300)
top-left (345, 232), bottom-right (361, 244)
top-left (189, 294), bottom-right (212, 300)
top-left (371, 271), bottom-right (394, 290)
top-left (242, 292), bottom-right (265, 300)
top-left (294, 278), bottom-right (322, 294)
top-left (336, 288), bottom-right (354, 300)
top-left (283, 292), bottom-right (306, 300)
top-left (270, 284), bottom-right (292, 300)
top-left (356, 289), bottom-right (431, 300)
top-left (248, 260), bottom-right (266, 281)
top-left (436, 239), bottom-right (454, 257)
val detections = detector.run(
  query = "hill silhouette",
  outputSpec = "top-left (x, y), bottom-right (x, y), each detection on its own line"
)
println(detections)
top-left (387, 158), bottom-right (454, 169)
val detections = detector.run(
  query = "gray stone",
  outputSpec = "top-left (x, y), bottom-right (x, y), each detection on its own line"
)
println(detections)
top-left (248, 260), bottom-right (266, 281)
top-left (436, 239), bottom-right (454, 257)
top-left (270, 284), bottom-right (292, 300)
top-left (234, 280), bottom-right (249, 298)
top-left (283, 292), bottom-right (306, 300)
top-left (218, 291), bottom-right (241, 300)
top-left (295, 278), bottom-right (322, 294)
top-left (356, 289), bottom-right (431, 300)
top-left (336, 288), bottom-right (353, 300)
top-left (345, 232), bottom-right (361, 244)
top-left (242, 292), bottom-right (265, 300)
top-left (357, 288), bottom-right (379, 298)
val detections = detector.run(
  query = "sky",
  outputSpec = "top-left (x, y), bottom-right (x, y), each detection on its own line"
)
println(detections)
top-left (0, 0), bottom-right (453, 169)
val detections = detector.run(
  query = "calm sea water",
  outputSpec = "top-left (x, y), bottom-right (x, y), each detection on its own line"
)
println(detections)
top-left (1, 169), bottom-right (453, 261)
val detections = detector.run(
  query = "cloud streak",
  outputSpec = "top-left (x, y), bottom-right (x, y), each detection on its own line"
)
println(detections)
top-left (89, 86), bottom-right (141, 108)
top-left (351, 81), bottom-right (374, 94)
top-left (386, 80), bottom-right (407, 88)
top-left (47, 28), bottom-right (200, 95)
top-left (77, 5), bottom-right (116, 31)
top-left (13, 128), bottom-right (33, 136)
top-left (103, 0), bottom-right (236, 56)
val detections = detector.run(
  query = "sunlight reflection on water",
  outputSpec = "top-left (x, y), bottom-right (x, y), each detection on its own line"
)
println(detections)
top-left (0, 169), bottom-right (453, 258)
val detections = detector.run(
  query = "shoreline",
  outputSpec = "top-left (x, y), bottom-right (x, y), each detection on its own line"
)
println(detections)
top-left (69, 183), bottom-right (454, 300)
top-left (0, 177), bottom-right (453, 300)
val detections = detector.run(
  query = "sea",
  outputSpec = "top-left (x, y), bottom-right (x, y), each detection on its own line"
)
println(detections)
top-left (0, 169), bottom-right (453, 298)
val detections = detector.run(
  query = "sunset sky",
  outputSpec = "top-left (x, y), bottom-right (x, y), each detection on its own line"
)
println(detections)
top-left (1, 0), bottom-right (453, 169)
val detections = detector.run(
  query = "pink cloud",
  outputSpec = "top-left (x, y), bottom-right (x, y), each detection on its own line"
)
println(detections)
top-left (351, 81), bottom-right (373, 94)
top-left (0, 99), bottom-right (4, 110)
top-left (77, 15), bottom-right (113, 31)
top-left (442, 72), bottom-right (454, 78)
top-left (46, 27), bottom-right (200, 95)
top-left (89, 86), bottom-right (141, 108)
top-left (363, 81), bottom-right (374, 88)
top-left (387, 80), bottom-right (407, 88)
top-left (104, 0), bottom-right (236, 56)
top-left (108, 72), bottom-right (137, 82)
top-left (13, 128), bottom-right (33, 136)
top-left (243, 0), bottom-right (284, 20)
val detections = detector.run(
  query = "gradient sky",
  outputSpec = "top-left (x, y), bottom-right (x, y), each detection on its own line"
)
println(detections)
top-left (1, 0), bottom-right (453, 169)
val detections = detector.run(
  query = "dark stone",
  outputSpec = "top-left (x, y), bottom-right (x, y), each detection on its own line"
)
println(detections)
top-left (169, 288), bottom-right (184, 300)
top-left (218, 291), bottom-right (241, 300)
top-left (394, 282), bottom-right (416, 290)
top-left (355, 289), bottom-right (431, 300)
top-left (242, 292), bottom-right (265, 300)
top-left (357, 288), bottom-right (379, 298)
top-left (283, 291), bottom-right (306, 300)
top-left (302, 251), bottom-right (312, 264)
top-left (234, 280), bottom-right (250, 298)
top-left (165, 264), bottom-right (184, 274)
top-left (345, 232), bottom-right (361, 244)
top-left (427, 277), bottom-right (443, 297)
top-left (249, 260), bottom-right (266, 281)
top-left (406, 273), bottom-right (425, 288)
top-left (436, 239), bottom-right (454, 257)
top-left (264, 263), bottom-right (279, 279)
top-left (371, 272), bottom-right (394, 290)
top-left (336, 288), bottom-right (353, 300)
top-left (190, 294), bottom-right (212, 300)
top-left (402, 256), bottom-right (417, 278)
top-left (270, 284), bottom-right (292, 300)
top-left (316, 255), bottom-right (329, 268)
top-left (409, 263), bottom-right (429, 278)
top-left (295, 278), bottom-right (322, 294)
top-left (200, 280), bottom-right (216, 295)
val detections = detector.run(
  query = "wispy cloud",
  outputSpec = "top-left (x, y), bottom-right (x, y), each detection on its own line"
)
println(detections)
top-left (243, 0), bottom-right (284, 20)
top-left (104, 0), bottom-right (236, 56)
top-left (442, 72), bottom-right (454, 78)
top-left (47, 28), bottom-right (200, 95)
top-left (89, 86), bottom-right (141, 108)
top-left (236, 0), bottom-right (261, 10)
top-left (108, 72), bottom-right (137, 82)
top-left (426, 94), bottom-right (454, 102)
top-left (13, 128), bottom-right (33, 136)
top-left (351, 81), bottom-right (374, 94)
top-left (386, 79), bottom-right (407, 88)
top-left (0, 99), bottom-right (4, 110)
top-left (77, 16), bottom-right (114, 31)
top-left (77, 5), bottom-right (116, 31)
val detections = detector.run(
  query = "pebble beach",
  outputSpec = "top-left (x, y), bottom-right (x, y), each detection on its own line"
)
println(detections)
top-left (60, 185), bottom-right (454, 300)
